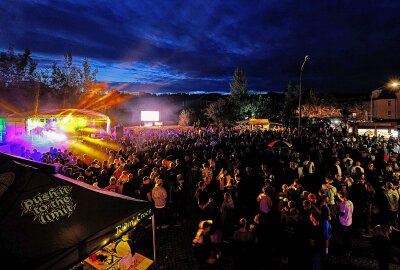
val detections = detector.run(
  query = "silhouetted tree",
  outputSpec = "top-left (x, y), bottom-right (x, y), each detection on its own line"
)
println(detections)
top-left (229, 68), bottom-right (248, 120)
top-left (0, 47), bottom-right (37, 87)
top-left (283, 81), bottom-right (299, 126)
top-left (178, 109), bottom-right (192, 126)
top-left (82, 58), bottom-right (98, 94)
top-left (205, 98), bottom-right (234, 125)
top-left (230, 68), bottom-right (248, 100)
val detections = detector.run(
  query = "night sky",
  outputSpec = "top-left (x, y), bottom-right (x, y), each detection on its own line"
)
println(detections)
top-left (1, 0), bottom-right (399, 94)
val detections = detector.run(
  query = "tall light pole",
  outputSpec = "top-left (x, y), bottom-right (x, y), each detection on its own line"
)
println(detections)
top-left (370, 94), bottom-right (373, 122)
top-left (298, 55), bottom-right (310, 137)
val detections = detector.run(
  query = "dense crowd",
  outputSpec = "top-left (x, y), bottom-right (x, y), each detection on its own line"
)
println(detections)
top-left (12, 126), bottom-right (400, 270)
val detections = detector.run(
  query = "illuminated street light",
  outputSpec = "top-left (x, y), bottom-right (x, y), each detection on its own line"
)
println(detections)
top-left (390, 80), bottom-right (399, 88)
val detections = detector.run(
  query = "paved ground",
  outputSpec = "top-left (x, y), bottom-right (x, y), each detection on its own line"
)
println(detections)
top-left (131, 218), bottom-right (400, 270)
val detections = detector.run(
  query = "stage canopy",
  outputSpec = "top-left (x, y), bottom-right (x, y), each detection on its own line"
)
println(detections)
top-left (27, 108), bottom-right (111, 134)
top-left (0, 152), bottom-right (152, 270)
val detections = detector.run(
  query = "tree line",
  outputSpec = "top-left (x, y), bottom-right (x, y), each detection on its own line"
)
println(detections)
top-left (0, 47), bottom-right (363, 126)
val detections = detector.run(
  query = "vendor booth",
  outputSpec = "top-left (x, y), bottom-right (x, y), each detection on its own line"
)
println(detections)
top-left (0, 152), bottom-right (155, 270)
top-left (350, 122), bottom-right (400, 138)
top-left (248, 118), bottom-right (269, 130)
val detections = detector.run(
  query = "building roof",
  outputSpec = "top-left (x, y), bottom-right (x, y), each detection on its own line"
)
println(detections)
top-left (376, 89), bottom-right (397, 99)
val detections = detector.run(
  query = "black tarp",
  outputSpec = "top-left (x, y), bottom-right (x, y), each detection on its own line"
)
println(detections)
top-left (0, 152), bottom-right (152, 270)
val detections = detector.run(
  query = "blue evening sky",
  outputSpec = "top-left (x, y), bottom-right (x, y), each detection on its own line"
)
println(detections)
top-left (1, 0), bottom-right (399, 94)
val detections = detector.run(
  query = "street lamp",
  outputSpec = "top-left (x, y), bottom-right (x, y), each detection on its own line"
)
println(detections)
top-left (298, 55), bottom-right (310, 137)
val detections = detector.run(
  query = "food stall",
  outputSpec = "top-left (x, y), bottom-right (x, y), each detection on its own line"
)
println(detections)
top-left (350, 122), bottom-right (400, 138)
top-left (83, 242), bottom-right (153, 270)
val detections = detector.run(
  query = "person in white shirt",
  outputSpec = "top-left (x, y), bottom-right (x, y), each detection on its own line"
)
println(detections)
top-left (351, 161), bottom-right (364, 176)
top-left (343, 153), bottom-right (354, 167)
top-left (152, 177), bottom-right (168, 229)
top-left (303, 155), bottom-right (315, 175)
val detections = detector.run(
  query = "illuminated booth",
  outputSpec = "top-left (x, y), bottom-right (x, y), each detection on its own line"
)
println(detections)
top-left (248, 118), bottom-right (269, 129)
top-left (350, 122), bottom-right (400, 138)
top-left (0, 152), bottom-right (155, 270)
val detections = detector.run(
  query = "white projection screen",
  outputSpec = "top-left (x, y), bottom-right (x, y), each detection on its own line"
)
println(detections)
top-left (141, 111), bottom-right (160, 121)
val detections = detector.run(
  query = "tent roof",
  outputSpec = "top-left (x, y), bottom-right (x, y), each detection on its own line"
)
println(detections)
top-left (0, 152), bottom-right (152, 270)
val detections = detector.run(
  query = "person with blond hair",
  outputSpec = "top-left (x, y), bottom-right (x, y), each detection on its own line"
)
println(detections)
top-left (152, 177), bottom-right (168, 229)
top-left (192, 220), bottom-right (216, 267)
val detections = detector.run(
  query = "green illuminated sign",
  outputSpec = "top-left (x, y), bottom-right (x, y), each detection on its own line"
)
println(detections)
top-left (21, 186), bottom-right (76, 224)
top-left (0, 118), bottom-right (5, 132)
top-left (115, 208), bottom-right (152, 236)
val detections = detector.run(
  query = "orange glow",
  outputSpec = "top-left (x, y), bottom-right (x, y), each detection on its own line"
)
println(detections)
top-left (75, 82), bottom-right (135, 112)
top-left (0, 99), bottom-right (25, 117)
top-left (76, 82), bottom-right (109, 109)
top-left (391, 81), bottom-right (399, 88)
top-left (69, 141), bottom-right (107, 161)
top-left (89, 91), bottom-right (135, 111)
top-left (83, 136), bottom-right (120, 151)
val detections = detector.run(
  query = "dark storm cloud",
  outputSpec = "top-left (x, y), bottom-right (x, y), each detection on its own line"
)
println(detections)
top-left (1, 0), bottom-right (399, 93)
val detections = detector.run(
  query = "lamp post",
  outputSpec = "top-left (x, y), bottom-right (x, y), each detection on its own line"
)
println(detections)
top-left (370, 94), bottom-right (373, 122)
top-left (298, 55), bottom-right (310, 137)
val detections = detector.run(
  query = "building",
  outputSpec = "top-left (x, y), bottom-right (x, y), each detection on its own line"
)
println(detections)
top-left (371, 86), bottom-right (400, 120)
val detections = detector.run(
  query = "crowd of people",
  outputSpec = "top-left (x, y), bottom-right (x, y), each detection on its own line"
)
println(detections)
top-left (11, 125), bottom-right (400, 269)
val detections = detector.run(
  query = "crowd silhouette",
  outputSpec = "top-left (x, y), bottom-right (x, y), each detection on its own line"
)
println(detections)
top-left (11, 125), bottom-right (400, 270)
